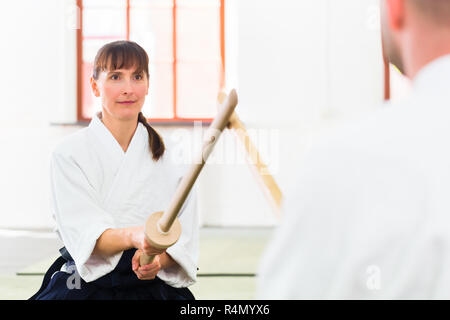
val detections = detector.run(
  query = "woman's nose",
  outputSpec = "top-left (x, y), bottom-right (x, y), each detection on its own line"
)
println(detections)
top-left (121, 79), bottom-right (133, 94)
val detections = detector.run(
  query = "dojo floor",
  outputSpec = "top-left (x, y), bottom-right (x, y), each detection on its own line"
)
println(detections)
top-left (0, 227), bottom-right (273, 300)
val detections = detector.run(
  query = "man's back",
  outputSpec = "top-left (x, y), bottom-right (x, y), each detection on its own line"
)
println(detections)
top-left (256, 55), bottom-right (450, 299)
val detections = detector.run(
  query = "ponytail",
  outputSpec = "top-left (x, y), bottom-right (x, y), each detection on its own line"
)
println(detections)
top-left (138, 112), bottom-right (165, 161)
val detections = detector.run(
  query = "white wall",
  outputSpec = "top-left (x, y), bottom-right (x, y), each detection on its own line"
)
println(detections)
top-left (0, 0), bottom-right (77, 229)
top-left (0, 0), bottom-right (384, 229)
top-left (199, 0), bottom-right (384, 226)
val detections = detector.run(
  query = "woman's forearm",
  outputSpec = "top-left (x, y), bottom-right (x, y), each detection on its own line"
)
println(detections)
top-left (93, 227), bottom-right (136, 257)
top-left (93, 227), bottom-right (179, 270)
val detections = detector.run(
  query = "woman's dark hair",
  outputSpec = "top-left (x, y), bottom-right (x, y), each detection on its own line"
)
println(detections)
top-left (92, 40), bottom-right (165, 161)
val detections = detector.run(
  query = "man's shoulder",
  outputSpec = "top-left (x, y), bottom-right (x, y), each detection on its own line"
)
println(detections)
top-left (312, 98), bottom-right (421, 156)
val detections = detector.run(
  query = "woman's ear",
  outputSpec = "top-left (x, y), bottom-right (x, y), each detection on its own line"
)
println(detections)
top-left (90, 77), bottom-right (100, 97)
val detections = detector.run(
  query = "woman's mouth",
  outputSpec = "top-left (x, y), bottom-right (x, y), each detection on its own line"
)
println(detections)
top-left (117, 100), bottom-right (136, 105)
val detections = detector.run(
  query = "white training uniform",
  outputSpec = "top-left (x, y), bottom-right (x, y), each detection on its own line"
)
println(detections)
top-left (50, 112), bottom-right (199, 288)
top-left (256, 54), bottom-right (450, 299)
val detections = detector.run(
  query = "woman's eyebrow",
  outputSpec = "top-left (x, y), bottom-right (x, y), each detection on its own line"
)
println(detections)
top-left (107, 70), bottom-right (143, 75)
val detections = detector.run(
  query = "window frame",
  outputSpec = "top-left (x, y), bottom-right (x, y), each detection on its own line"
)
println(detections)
top-left (76, 0), bottom-right (225, 125)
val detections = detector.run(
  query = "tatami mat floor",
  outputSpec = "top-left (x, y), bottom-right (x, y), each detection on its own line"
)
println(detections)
top-left (0, 227), bottom-right (274, 300)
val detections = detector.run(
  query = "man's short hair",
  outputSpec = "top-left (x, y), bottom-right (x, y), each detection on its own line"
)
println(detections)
top-left (410, 0), bottom-right (450, 26)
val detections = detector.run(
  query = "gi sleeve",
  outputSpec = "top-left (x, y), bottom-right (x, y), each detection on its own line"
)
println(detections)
top-left (50, 152), bottom-right (122, 282)
top-left (157, 184), bottom-right (200, 288)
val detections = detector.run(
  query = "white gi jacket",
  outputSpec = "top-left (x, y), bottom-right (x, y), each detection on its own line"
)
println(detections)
top-left (50, 113), bottom-right (199, 287)
top-left (256, 54), bottom-right (450, 299)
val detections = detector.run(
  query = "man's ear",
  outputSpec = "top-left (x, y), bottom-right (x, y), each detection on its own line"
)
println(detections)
top-left (386, 0), bottom-right (405, 31)
top-left (90, 77), bottom-right (100, 97)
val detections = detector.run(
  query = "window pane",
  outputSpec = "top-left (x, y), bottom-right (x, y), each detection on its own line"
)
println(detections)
top-left (83, 8), bottom-right (126, 38)
top-left (130, 7), bottom-right (173, 62)
top-left (177, 6), bottom-right (221, 61)
top-left (131, 0), bottom-right (173, 8)
top-left (177, 62), bottom-right (221, 118)
top-left (130, 2), bottom-right (173, 119)
top-left (177, 0), bottom-right (220, 7)
top-left (83, 0), bottom-right (126, 9)
top-left (143, 63), bottom-right (174, 119)
top-left (176, 1), bottom-right (222, 118)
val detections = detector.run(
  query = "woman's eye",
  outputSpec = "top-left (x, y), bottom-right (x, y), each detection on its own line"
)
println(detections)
top-left (110, 74), bottom-right (119, 80)
top-left (135, 74), bottom-right (143, 80)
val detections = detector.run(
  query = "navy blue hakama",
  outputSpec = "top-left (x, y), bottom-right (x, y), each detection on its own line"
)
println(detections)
top-left (29, 248), bottom-right (195, 300)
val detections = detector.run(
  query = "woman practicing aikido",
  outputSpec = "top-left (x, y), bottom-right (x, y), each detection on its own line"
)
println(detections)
top-left (30, 40), bottom-right (199, 300)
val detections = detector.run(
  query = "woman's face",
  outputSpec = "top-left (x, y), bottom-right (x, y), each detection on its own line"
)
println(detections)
top-left (90, 66), bottom-right (149, 121)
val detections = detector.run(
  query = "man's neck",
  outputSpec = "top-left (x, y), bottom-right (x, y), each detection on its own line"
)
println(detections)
top-left (100, 112), bottom-right (138, 153)
top-left (403, 26), bottom-right (450, 79)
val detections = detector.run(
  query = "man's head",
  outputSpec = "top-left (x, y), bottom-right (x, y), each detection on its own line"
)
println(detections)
top-left (380, 0), bottom-right (450, 78)
top-left (409, 0), bottom-right (450, 26)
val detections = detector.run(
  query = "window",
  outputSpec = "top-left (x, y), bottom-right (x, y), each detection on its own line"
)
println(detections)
top-left (77, 0), bottom-right (225, 124)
